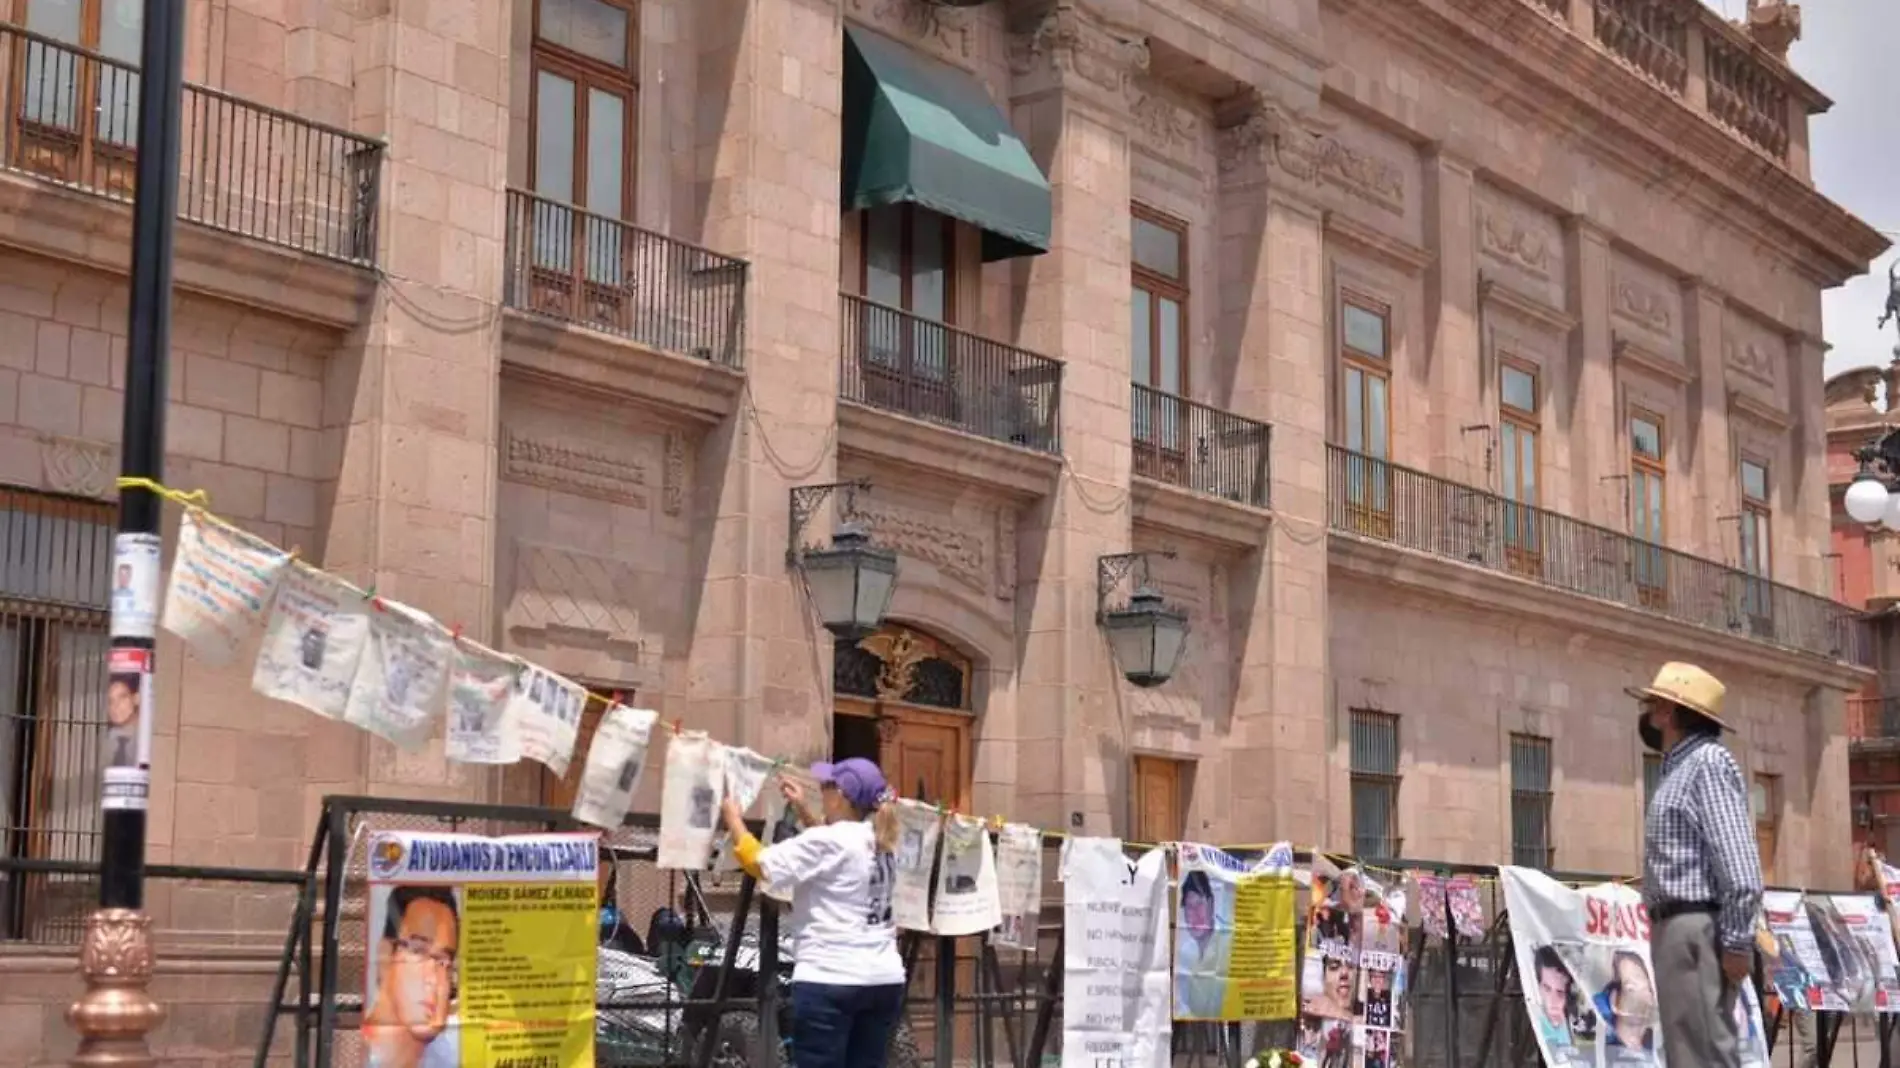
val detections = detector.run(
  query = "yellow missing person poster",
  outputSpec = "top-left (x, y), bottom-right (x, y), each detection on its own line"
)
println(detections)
top-left (1172, 842), bottom-right (1299, 1022)
top-left (363, 831), bottom-right (599, 1068)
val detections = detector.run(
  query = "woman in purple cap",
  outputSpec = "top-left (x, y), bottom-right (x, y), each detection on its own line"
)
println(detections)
top-left (721, 756), bottom-right (906, 1068)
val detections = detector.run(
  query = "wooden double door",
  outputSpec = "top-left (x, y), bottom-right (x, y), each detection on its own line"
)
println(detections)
top-left (833, 697), bottom-right (971, 811)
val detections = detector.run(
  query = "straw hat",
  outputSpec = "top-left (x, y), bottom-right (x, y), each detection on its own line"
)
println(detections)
top-left (1625, 661), bottom-right (1729, 731)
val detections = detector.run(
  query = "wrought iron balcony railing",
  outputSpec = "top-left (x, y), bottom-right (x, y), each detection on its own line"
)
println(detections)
top-left (1850, 697), bottom-right (1900, 743)
top-left (0, 23), bottom-right (380, 263)
top-left (1326, 446), bottom-right (1871, 665)
top-left (838, 293), bottom-right (1061, 454)
top-left (1130, 384), bottom-right (1271, 508)
top-left (504, 189), bottom-right (747, 368)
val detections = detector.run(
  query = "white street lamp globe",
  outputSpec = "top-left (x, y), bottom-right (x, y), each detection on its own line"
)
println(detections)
top-left (1884, 490), bottom-right (1900, 531)
top-left (1846, 477), bottom-right (1891, 525)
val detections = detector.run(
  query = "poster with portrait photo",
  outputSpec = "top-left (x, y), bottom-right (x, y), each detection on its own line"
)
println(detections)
top-left (342, 598), bottom-right (453, 752)
top-left (656, 731), bottom-right (726, 870)
top-left (506, 666), bottom-right (584, 777)
top-left (443, 647), bottom-right (520, 765)
top-left (252, 565), bottom-right (369, 721)
top-left (892, 799), bottom-right (943, 932)
top-left (1297, 1015), bottom-right (1352, 1068)
top-left (1301, 865), bottom-right (1368, 1021)
top-left (1501, 865), bottom-right (1769, 1068)
top-left (1357, 900), bottom-right (1408, 1035)
top-left (992, 822), bottom-right (1043, 951)
top-left (363, 880), bottom-right (465, 1068)
top-left (105, 647), bottom-right (152, 769)
top-left (932, 813), bottom-right (1001, 936)
top-left (1355, 1025), bottom-right (1399, 1068)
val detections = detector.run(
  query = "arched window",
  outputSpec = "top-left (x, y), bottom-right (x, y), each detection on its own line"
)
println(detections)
top-left (833, 626), bottom-right (971, 710)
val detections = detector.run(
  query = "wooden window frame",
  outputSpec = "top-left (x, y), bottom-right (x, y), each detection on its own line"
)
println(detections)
top-left (523, 0), bottom-right (640, 328)
top-left (1131, 204), bottom-right (1190, 484)
top-left (1753, 772), bottom-right (1780, 883)
top-left (1510, 733), bottom-right (1554, 869)
top-left (10, 0), bottom-right (143, 195)
top-left (857, 205), bottom-right (960, 325)
top-left (853, 205), bottom-right (961, 423)
top-left (1738, 455), bottom-right (1774, 632)
top-left (1499, 358), bottom-right (1542, 578)
top-left (1348, 709), bottom-right (1402, 859)
top-left (1629, 406), bottom-right (1670, 609)
top-left (1338, 291), bottom-right (1394, 538)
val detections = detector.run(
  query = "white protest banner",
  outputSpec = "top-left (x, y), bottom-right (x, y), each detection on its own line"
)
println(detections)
top-left (993, 823), bottom-right (1043, 951)
top-left (1822, 893), bottom-right (1900, 1012)
top-left (161, 510), bottom-right (290, 666)
top-left (507, 666), bottom-right (585, 777)
top-left (252, 565), bottom-right (370, 720)
top-left (932, 814), bottom-right (1001, 936)
top-left (444, 647), bottom-right (520, 765)
top-left (1765, 890), bottom-right (1856, 1012)
top-left (1060, 838), bottom-right (1170, 1068)
top-left (570, 705), bottom-right (658, 830)
top-left (712, 748), bottom-right (777, 873)
top-left (343, 599), bottom-right (452, 751)
top-left (1502, 865), bottom-right (1769, 1068)
top-left (892, 800), bottom-right (942, 932)
top-left (656, 732), bottom-right (726, 870)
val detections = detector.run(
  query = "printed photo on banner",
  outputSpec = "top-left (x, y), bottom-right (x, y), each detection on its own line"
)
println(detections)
top-left (252, 565), bottom-right (370, 721)
top-left (362, 831), bottom-right (598, 1068)
top-left (344, 599), bottom-right (454, 751)
top-left (1410, 872), bottom-right (1446, 939)
top-left (1447, 875), bottom-right (1484, 940)
top-left (1501, 866), bottom-right (1769, 1068)
top-left (932, 814), bottom-right (1002, 936)
top-left (110, 532), bottom-right (161, 640)
top-left (710, 747), bottom-right (775, 872)
top-left (1171, 842), bottom-right (1298, 1023)
top-left (891, 800), bottom-right (942, 932)
top-left (992, 823), bottom-right (1043, 951)
top-left (1763, 890), bottom-right (1898, 1013)
top-left (1059, 838), bottom-right (1171, 1068)
top-left (570, 705), bottom-right (658, 831)
top-left (443, 649), bottom-right (521, 766)
top-left (105, 647), bottom-right (152, 768)
top-left (656, 732), bottom-right (726, 870)
top-left (1357, 897), bottom-right (1408, 1035)
top-left (1302, 865), bottom-right (1367, 1021)
top-left (508, 667), bottom-right (584, 776)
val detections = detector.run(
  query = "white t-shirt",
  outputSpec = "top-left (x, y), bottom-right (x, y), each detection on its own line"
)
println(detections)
top-left (758, 820), bottom-right (905, 987)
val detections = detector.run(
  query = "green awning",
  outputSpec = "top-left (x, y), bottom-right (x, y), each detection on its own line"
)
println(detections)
top-left (842, 26), bottom-right (1051, 261)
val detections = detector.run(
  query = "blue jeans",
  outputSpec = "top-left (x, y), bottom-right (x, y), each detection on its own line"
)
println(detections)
top-left (790, 981), bottom-right (906, 1068)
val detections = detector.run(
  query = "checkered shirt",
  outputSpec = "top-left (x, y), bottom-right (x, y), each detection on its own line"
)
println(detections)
top-left (1643, 733), bottom-right (1763, 951)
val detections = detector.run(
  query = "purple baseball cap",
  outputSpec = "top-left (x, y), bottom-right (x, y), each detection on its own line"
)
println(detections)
top-left (811, 758), bottom-right (889, 811)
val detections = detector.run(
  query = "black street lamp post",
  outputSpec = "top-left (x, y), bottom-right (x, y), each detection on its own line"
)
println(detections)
top-left (68, 0), bottom-right (187, 1063)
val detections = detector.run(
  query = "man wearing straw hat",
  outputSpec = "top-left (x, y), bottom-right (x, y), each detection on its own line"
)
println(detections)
top-left (1632, 662), bottom-right (1763, 1068)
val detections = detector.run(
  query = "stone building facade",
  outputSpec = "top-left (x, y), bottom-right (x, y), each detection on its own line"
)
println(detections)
top-left (0, 0), bottom-right (1885, 1062)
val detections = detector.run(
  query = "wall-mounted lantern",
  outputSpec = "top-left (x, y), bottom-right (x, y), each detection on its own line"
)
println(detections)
top-left (788, 480), bottom-right (898, 640)
top-left (1096, 551), bottom-right (1190, 689)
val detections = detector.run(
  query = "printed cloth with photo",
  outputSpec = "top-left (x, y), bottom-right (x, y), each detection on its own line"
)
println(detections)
top-left (1296, 864), bottom-right (1410, 1068)
top-left (1171, 842), bottom-right (1298, 1022)
top-left (1501, 866), bottom-right (1769, 1068)
top-left (1762, 890), bottom-right (1900, 1013)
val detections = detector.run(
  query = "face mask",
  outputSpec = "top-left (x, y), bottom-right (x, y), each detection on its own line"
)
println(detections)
top-left (1638, 711), bottom-right (1665, 753)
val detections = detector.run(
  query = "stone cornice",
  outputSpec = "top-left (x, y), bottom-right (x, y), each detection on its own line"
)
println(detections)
top-left (1728, 388), bottom-right (1795, 433)
top-left (1324, 212), bottom-right (1433, 274)
top-left (1613, 335), bottom-right (1696, 386)
top-left (1480, 276), bottom-right (1577, 334)
top-left (1333, 0), bottom-right (1886, 287)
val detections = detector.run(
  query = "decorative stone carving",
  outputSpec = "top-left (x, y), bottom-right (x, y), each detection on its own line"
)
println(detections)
top-left (994, 507), bottom-right (1017, 601)
top-left (502, 426), bottom-right (649, 508)
top-left (857, 499), bottom-right (990, 596)
top-left (1613, 278), bottom-right (1673, 335)
top-left (1126, 77), bottom-right (1198, 153)
top-left (42, 434), bottom-right (115, 499)
top-left (1317, 139), bottom-right (1406, 215)
top-left (1216, 89), bottom-right (1326, 188)
top-left (846, 0), bottom-right (971, 59)
top-left (510, 543), bottom-right (645, 640)
top-left (1478, 205), bottom-right (1553, 279)
top-left (662, 431), bottom-right (686, 517)
top-left (1007, 0), bottom-right (1149, 95)
top-left (1725, 335), bottom-right (1779, 385)
top-left (857, 628), bottom-right (930, 702)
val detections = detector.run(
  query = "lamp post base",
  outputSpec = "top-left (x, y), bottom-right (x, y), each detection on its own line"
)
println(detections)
top-left (66, 908), bottom-right (164, 1068)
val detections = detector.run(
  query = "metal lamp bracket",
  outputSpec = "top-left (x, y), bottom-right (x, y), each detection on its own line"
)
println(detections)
top-left (787, 479), bottom-right (873, 565)
top-left (1096, 549), bottom-right (1176, 622)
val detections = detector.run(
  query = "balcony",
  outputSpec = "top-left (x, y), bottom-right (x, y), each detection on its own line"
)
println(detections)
top-left (503, 189), bottom-right (747, 368)
top-left (1518, 0), bottom-right (1799, 163)
top-left (1131, 384), bottom-right (1271, 509)
top-left (1851, 697), bottom-right (1900, 745)
top-left (1326, 446), bottom-right (1871, 666)
top-left (838, 293), bottom-right (1061, 454)
top-left (0, 23), bottom-right (379, 263)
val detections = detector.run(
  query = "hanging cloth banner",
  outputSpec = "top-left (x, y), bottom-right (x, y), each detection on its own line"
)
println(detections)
top-left (1502, 865), bottom-right (1770, 1068)
top-left (343, 598), bottom-right (453, 752)
top-left (932, 813), bottom-right (1002, 936)
top-left (892, 800), bottom-right (943, 932)
top-left (161, 510), bottom-right (291, 667)
top-left (1410, 871), bottom-right (1446, 939)
top-left (444, 647), bottom-right (520, 765)
top-left (252, 564), bottom-right (370, 720)
top-left (1172, 842), bottom-right (1298, 1023)
top-left (508, 666), bottom-right (585, 777)
top-left (656, 732), bottom-right (726, 870)
top-left (1060, 838), bottom-right (1171, 1068)
top-left (1763, 889), bottom-right (1897, 1013)
top-left (992, 823), bottom-right (1043, 951)
top-left (570, 705), bottom-right (659, 831)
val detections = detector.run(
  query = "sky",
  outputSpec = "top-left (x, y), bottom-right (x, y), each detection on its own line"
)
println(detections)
top-left (1706, 0), bottom-right (1900, 376)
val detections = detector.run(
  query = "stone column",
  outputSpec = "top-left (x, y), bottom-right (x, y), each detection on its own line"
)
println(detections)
top-left (684, 0), bottom-right (844, 758)
top-left (1682, 280), bottom-right (1730, 560)
top-left (1790, 332), bottom-right (1831, 593)
top-left (1214, 90), bottom-right (1332, 845)
top-left (319, 1), bottom-right (511, 799)
top-left (1005, 2), bottom-right (1145, 835)
top-left (1564, 217), bottom-right (1616, 526)
top-left (1422, 148), bottom-right (1478, 470)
